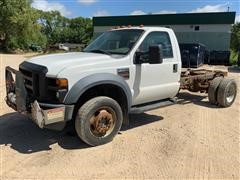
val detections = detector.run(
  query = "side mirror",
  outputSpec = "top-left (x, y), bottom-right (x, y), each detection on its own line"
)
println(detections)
top-left (134, 51), bottom-right (143, 64)
top-left (149, 45), bottom-right (163, 64)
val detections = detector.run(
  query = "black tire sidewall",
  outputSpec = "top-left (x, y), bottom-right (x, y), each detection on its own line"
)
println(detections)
top-left (208, 77), bottom-right (223, 104)
top-left (75, 97), bottom-right (123, 146)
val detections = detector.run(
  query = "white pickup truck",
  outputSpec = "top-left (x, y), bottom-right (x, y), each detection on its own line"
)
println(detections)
top-left (5, 27), bottom-right (237, 146)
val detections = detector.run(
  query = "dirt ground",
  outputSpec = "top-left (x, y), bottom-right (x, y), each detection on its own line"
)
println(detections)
top-left (0, 53), bottom-right (239, 179)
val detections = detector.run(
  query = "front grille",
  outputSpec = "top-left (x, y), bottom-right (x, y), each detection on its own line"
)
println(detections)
top-left (19, 62), bottom-right (48, 102)
top-left (20, 68), bottom-right (34, 95)
top-left (19, 61), bottom-right (67, 104)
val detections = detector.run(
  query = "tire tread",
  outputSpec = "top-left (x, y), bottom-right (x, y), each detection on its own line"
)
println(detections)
top-left (208, 77), bottom-right (223, 104)
top-left (75, 96), bottom-right (123, 146)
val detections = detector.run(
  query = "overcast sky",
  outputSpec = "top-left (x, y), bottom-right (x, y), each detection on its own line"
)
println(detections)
top-left (31, 0), bottom-right (240, 22)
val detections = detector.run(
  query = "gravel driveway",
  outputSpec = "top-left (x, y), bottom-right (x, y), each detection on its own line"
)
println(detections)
top-left (0, 53), bottom-right (239, 179)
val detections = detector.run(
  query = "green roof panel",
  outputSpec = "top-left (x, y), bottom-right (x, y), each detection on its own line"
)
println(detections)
top-left (93, 12), bottom-right (236, 26)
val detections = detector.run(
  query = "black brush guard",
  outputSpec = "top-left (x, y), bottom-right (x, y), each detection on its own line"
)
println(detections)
top-left (5, 66), bottom-right (72, 130)
top-left (5, 66), bottom-right (27, 113)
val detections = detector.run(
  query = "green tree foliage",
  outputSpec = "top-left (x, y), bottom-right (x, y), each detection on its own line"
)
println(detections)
top-left (38, 10), bottom-right (93, 46)
top-left (230, 23), bottom-right (240, 52)
top-left (37, 10), bottom-right (68, 45)
top-left (0, 0), bottom-right (93, 51)
top-left (0, 0), bottom-right (47, 51)
top-left (68, 17), bottom-right (93, 44)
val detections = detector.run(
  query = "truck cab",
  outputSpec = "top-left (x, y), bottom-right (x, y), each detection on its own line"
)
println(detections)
top-left (5, 27), bottom-right (188, 146)
top-left (27, 27), bottom-right (181, 104)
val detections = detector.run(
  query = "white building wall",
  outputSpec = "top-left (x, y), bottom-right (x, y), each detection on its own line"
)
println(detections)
top-left (94, 24), bottom-right (231, 33)
top-left (94, 24), bottom-right (232, 51)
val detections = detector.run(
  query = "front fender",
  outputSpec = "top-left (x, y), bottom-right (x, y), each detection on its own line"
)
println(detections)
top-left (63, 73), bottom-right (132, 110)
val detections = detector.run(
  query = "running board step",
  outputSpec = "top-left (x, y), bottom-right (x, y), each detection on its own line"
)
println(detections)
top-left (130, 98), bottom-right (176, 114)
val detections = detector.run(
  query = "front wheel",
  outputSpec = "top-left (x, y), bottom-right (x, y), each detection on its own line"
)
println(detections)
top-left (75, 96), bottom-right (123, 146)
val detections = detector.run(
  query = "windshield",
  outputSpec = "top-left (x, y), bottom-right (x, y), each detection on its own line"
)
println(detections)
top-left (84, 29), bottom-right (144, 55)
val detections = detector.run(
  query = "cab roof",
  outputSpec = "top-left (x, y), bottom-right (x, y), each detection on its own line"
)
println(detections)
top-left (110, 26), bottom-right (172, 32)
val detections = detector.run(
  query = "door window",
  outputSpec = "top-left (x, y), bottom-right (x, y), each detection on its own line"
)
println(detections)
top-left (139, 32), bottom-right (173, 58)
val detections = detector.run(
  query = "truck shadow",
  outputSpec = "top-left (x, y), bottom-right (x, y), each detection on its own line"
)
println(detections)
top-left (0, 112), bottom-right (162, 154)
top-left (177, 92), bottom-right (219, 108)
top-left (124, 113), bottom-right (163, 131)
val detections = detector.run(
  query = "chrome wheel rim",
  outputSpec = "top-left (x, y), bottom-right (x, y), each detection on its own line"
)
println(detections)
top-left (226, 84), bottom-right (236, 103)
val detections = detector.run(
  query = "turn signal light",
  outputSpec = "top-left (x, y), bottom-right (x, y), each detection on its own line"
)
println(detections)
top-left (56, 79), bottom-right (68, 88)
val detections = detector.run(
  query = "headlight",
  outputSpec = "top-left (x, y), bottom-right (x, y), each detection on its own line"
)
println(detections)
top-left (47, 78), bottom-right (68, 103)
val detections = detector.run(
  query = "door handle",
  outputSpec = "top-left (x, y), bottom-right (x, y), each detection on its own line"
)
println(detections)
top-left (173, 64), bottom-right (178, 73)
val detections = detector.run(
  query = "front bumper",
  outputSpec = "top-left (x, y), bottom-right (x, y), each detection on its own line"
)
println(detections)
top-left (5, 66), bottom-right (74, 129)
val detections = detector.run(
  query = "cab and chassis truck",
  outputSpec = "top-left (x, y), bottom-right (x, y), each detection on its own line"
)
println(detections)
top-left (5, 27), bottom-right (237, 146)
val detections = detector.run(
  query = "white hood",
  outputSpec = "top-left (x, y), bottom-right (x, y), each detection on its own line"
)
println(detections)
top-left (27, 52), bottom-right (114, 76)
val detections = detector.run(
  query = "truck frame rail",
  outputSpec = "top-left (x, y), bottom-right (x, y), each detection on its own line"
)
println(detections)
top-left (180, 68), bottom-right (227, 92)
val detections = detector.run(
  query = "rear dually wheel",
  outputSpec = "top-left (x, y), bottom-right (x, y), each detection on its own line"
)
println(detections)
top-left (208, 77), bottom-right (223, 104)
top-left (217, 79), bottom-right (237, 107)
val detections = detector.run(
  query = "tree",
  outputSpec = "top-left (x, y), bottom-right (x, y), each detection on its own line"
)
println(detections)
top-left (230, 23), bottom-right (240, 52)
top-left (37, 10), bottom-right (70, 45)
top-left (0, 0), bottom-right (47, 51)
top-left (69, 17), bottom-right (93, 44)
top-left (38, 11), bottom-right (93, 46)
top-left (0, 0), bottom-right (93, 51)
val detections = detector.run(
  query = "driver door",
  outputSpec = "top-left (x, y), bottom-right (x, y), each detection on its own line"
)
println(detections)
top-left (132, 31), bottom-right (180, 105)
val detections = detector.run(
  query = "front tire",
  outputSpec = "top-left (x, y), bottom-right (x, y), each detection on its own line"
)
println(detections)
top-left (75, 96), bottom-right (123, 146)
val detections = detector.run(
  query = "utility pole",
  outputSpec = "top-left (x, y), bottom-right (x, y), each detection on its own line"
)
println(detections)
top-left (227, 1), bottom-right (230, 12)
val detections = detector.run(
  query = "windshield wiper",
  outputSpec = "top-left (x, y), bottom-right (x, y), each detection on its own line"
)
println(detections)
top-left (87, 49), bottom-right (112, 55)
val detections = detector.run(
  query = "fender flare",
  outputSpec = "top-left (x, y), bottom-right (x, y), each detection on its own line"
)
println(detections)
top-left (63, 73), bottom-right (132, 110)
